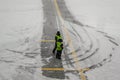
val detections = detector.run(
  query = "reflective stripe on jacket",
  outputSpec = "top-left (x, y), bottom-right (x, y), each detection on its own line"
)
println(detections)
top-left (57, 42), bottom-right (63, 51)
top-left (55, 35), bottom-right (62, 41)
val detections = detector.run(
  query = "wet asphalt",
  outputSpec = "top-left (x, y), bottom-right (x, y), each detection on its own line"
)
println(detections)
top-left (41, 0), bottom-right (64, 79)
top-left (41, 0), bottom-right (80, 79)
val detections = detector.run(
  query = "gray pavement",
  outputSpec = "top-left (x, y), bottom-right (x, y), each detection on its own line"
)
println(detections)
top-left (41, 0), bottom-right (84, 79)
top-left (56, 0), bottom-right (84, 26)
top-left (41, 0), bottom-right (120, 80)
top-left (41, 0), bottom-right (65, 79)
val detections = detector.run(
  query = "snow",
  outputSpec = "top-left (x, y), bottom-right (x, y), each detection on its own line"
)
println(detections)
top-left (0, 0), bottom-right (43, 80)
top-left (64, 0), bottom-right (120, 80)
top-left (0, 0), bottom-right (120, 80)
top-left (65, 0), bottom-right (120, 36)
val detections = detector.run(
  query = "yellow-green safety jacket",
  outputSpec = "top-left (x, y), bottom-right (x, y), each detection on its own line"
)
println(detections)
top-left (57, 42), bottom-right (63, 51)
top-left (55, 35), bottom-right (62, 41)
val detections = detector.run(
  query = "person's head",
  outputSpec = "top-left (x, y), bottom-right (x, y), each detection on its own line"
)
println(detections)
top-left (56, 31), bottom-right (60, 36)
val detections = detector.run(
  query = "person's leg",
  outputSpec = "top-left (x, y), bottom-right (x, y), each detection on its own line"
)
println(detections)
top-left (58, 51), bottom-right (62, 59)
top-left (53, 42), bottom-right (57, 54)
top-left (56, 51), bottom-right (58, 59)
top-left (56, 51), bottom-right (60, 59)
top-left (56, 51), bottom-right (62, 59)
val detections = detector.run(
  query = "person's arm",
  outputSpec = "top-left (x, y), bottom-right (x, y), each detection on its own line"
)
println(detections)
top-left (55, 36), bottom-right (57, 41)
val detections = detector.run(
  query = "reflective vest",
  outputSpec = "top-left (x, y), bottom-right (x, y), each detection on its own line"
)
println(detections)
top-left (55, 35), bottom-right (62, 41)
top-left (57, 42), bottom-right (63, 51)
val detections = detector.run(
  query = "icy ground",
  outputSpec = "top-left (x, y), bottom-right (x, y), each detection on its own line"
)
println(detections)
top-left (0, 0), bottom-right (120, 80)
top-left (65, 0), bottom-right (120, 80)
top-left (0, 0), bottom-right (43, 80)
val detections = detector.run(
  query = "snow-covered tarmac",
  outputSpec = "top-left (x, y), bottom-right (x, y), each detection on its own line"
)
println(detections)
top-left (65, 0), bottom-right (120, 80)
top-left (0, 0), bottom-right (43, 80)
top-left (0, 0), bottom-right (120, 80)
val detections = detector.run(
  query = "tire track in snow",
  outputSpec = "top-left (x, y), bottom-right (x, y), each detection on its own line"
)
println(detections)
top-left (62, 21), bottom-right (96, 62)
top-left (58, 0), bottom-right (119, 69)
top-left (49, 0), bottom-right (119, 79)
top-left (63, 21), bottom-right (119, 71)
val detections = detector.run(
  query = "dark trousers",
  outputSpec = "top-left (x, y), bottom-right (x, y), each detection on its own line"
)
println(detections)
top-left (56, 50), bottom-right (62, 59)
top-left (53, 42), bottom-right (57, 54)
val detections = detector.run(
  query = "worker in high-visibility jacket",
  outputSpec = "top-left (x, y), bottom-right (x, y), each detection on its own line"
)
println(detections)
top-left (52, 31), bottom-right (62, 54)
top-left (56, 39), bottom-right (63, 59)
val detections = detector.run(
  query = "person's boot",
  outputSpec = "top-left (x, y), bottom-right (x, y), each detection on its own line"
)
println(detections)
top-left (58, 57), bottom-right (61, 60)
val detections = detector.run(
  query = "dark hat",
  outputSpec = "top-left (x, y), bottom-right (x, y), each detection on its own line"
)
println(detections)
top-left (56, 31), bottom-right (60, 35)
